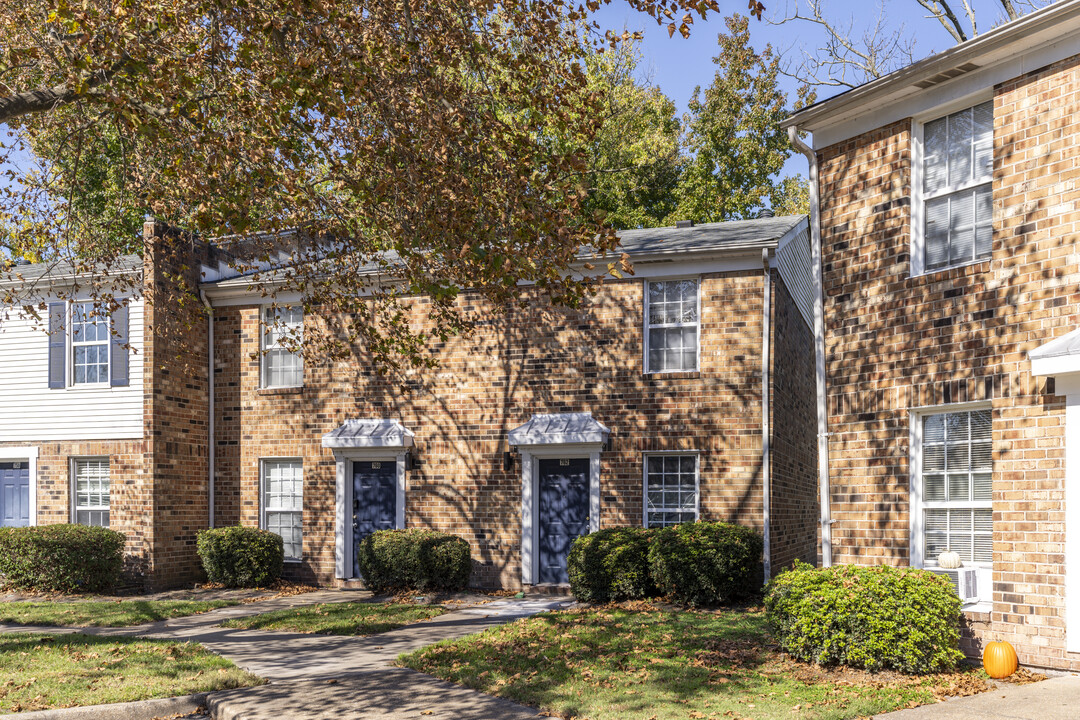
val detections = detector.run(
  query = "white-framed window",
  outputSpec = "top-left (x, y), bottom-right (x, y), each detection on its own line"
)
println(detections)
top-left (71, 302), bottom-right (110, 385)
top-left (645, 279), bottom-right (700, 373)
top-left (261, 459), bottom-right (303, 561)
top-left (911, 406), bottom-right (993, 604)
top-left (261, 306), bottom-right (303, 388)
top-left (913, 100), bottom-right (993, 275)
top-left (72, 458), bottom-right (110, 527)
top-left (644, 453), bottom-right (699, 528)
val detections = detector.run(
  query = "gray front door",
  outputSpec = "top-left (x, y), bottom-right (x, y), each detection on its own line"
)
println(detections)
top-left (538, 458), bottom-right (590, 584)
top-left (0, 462), bottom-right (30, 527)
top-left (353, 461), bottom-right (397, 577)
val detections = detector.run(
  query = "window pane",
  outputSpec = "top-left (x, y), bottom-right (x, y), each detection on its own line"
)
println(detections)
top-left (646, 281), bottom-right (699, 373)
top-left (74, 460), bottom-right (110, 528)
top-left (263, 461), bottom-right (303, 560)
top-left (924, 474), bottom-right (946, 502)
top-left (972, 101), bottom-right (993, 182)
top-left (949, 190), bottom-right (976, 264)
top-left (924, 117), bottom-right (948, 195)
top-left (646, 455), bottom-right (697, 528)
top-left (925, 196), bottom-right (950, 269)
top-left (947, 107), bottom-right (973, 187)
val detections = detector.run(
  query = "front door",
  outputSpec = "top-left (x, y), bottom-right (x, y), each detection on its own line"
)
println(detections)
top-left (538, 457), bottom-right (590, 584)
top-left (353, 460), bottom-right (397, 577)
top-left (0, 462), bottom-right (30, 527)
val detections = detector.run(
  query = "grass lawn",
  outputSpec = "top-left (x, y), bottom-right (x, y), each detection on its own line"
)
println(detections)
top-left (399, 604), bottom-right (996, 720)
top-left (219, 601), bottom-right (446, 636)
top-left (0, 633), bottom-right (261, 713)
top-left (0, 600), bottom-right (239, 628)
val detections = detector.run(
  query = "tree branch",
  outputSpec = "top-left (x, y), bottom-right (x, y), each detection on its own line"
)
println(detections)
top-left (915, 0), bottom-right (969, 42)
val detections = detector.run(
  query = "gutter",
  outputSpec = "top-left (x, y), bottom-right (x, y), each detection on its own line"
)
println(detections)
top-left (199, 289), bottom-right (215, 529)
top-left (761, 248), bottom-right (772, 582)
top-left (788, 126), bottom-right (834, 568)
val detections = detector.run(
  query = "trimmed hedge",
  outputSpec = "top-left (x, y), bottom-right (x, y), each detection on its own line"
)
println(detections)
top-left (197, 526), bottom-right (284, 588)
top-left (357, 529), bottom-right (471, 592)
top-left (764, 562), bottom-right (964, 674)
top-left (647, 521), bottom-right (763, 606)
top-left (568, 527), bottom-right (655, 602)
top-left (0, 524), bottom-right (125, 593)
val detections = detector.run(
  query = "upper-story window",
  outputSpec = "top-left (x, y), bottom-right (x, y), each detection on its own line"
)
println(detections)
top-left (917, 100), bottom-right (993, 273)
top-left (261, 306), bottom-right (304, 388)
top-left (645, 279), bottom-right (699, 373)
top-left (71, 302), bottom-right (110, 385)
top-left (47, 300), bottom-right (129, 389)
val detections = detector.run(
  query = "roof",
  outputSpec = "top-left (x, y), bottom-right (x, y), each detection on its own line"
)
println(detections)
top-left (1031, 327), bottom-right (1080, 377)
top-left (1, 254), bottom-right (143, 289)
top-left (508, 412), bottom-right (611, 446)
top-left (321, 419), bottom-right (415, 449)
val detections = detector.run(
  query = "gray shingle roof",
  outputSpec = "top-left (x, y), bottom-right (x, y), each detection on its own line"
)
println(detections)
top-left (609, 215), bottom-right (806, 257)
top-left (1, 254), bottom-right (142, 288)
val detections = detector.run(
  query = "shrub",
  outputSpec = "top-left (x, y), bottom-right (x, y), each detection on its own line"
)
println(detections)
top-left (764, 561), bottom-right (964, 674)
top-left (357, 529), bottom-right (471, 592)
top-left (568, 527), bottom-right (656, 602)
top-left (0, 524), bottom-right (125, 593)
top-left (197, 526), bottom-right (283, 588)
top-left (647, 521), bottom-right (763, 606)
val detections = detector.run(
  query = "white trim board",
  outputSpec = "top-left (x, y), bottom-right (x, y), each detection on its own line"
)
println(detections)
top-left (0, 446), bottom-right (37, 526)
top-left (331, 448), bottom-right (408, 579)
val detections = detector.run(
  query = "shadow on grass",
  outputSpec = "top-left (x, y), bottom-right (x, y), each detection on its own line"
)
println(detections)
top-left (219, 601), bottom-right (447, 636)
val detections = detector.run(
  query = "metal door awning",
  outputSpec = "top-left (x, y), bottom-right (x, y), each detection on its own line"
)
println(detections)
top-left (321, 419), bottom-right (415, 449)
top-left (508, 412), bottom-right (610, 446)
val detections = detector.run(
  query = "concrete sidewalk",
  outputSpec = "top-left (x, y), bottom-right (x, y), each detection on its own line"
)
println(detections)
top-left (874, 674), bottom-right (1080, 719)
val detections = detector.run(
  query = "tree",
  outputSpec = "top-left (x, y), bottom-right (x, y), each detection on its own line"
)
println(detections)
top-left (770, 174), bottom-right (809, 216)
top-left (669, 14), bottom-right (796, 223)
top-left (0, 0), bottom-right (765, 367)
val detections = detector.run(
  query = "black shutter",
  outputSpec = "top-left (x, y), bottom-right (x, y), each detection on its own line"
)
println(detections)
top-left (47, 302), bottom-right (66, 389)
top-left (110, 303), bottom-right (129, 387)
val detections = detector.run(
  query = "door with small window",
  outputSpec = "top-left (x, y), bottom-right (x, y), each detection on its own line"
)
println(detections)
top-left (537, 458), bottom-right (590, 584)
top-left (353, 461), bottom-right (398, 577)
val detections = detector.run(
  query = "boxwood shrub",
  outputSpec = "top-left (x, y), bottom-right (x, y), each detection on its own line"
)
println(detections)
top-left (357, 528), bottom-right (472, 592)
top-left (647, 521), bottom-right (763, 606)
top-left (0, 524), bottom-right (125, 593)
top-left (568, 527), bottom-right (656, 602)
top-left (764, 561), bottom-right (964, 674)
top-left (197, 526), bottom-right (284, 588)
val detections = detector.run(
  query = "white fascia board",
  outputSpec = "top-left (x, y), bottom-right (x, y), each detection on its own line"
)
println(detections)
top-left (1031, 354), bottom-right (1080, 378)
top-left (321, 435), bottom-right (415, 449)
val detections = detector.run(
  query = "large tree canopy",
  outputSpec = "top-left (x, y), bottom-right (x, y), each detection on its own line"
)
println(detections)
top-left (0, 0), bottom-right (764, 366)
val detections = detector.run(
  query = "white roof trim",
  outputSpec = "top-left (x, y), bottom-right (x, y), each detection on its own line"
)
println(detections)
top-left (508, 412), bottom-right (611, 447)
top-left (1032, 327), bottom-right (1080, 377)
top-left (322, 419), bottom-right (415, 449)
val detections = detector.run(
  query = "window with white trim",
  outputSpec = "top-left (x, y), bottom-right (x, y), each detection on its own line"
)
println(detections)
top-left (73, 458), bottom-right (110, 527)
top-left (645, 454), bottom-right (699, 528)
top-left (919, 101), bottom-right (993, 272)
top-left (261, 306), bottom-right (303, 388)
top-left (71, 302), bottom-right (110, 385)
top-left (645, 279), bottom-right (699, 373)
top-left (262, 459), bottom-right (303, 561)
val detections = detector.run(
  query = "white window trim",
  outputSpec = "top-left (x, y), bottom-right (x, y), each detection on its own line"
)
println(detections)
top-left (70, 456), bottom-right (110, 527)
top-left (68, 300), bottom-right (111, 388)
top-left (642, 451), bottom-right (701, 528)
top-left (909, 402), bottom-right (993, 607)
top-left (259, 457), bottom-right (304, 563)
top-left (910, 92), bottom-right (994, 278)
top-left (643, 276), bottom-right (702, 375)
top-left (0, 447), bottom-right (37, 526)
top-left (330, 449), bottom-right (408, 580)
top-left (260, 305), bottom-right (304, 389)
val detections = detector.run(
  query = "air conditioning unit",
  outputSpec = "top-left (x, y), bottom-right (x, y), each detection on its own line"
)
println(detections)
top-left (930, 568), bottom-right (979, 603)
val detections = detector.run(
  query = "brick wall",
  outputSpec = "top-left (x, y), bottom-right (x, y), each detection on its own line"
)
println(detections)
top-left (816, 54), bottom-right (1080, 669)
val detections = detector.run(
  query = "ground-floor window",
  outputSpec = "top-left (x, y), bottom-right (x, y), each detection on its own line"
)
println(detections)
top-left (72, 458), bottom-right (110, 527)
top-left (261, 459), bottom-right (303, 561)
top-left (644, 454), bottom-right (699, 528)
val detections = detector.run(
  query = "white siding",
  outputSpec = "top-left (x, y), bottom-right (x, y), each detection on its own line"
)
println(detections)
top-left (0, 298), bottom-right (144, 441)
top-left (775, 225), bottom-right (814, 329)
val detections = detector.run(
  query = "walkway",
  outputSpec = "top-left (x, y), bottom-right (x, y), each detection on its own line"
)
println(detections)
top-left (873, 674), bottom-right (1080, 720)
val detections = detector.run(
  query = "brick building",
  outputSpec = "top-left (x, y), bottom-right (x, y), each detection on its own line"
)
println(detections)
top-left (784, 0), bottom-right (1080, 670)
top-left (1, 215), bottom-right (818, 591)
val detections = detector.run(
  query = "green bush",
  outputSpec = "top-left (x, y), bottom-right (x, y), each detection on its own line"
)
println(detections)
top-left (197, 526), bottom-right (283, 588)
top-left (0, 524), bottom-right (125, 593)
top-left (357, 529), bottom-right (471, 592)
top-left (764, 562), bottom-right (964, 674)
top-left (647, 521), bottom-right (763, 606)
top-left (568, 527), bottom-right (656, 602)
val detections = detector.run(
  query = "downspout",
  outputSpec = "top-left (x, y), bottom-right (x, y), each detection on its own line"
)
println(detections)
top-left (199, 289), bottom-right (215, 529)
top-left (788, 125), bottom-right (833, 568)
top-left (761, 248), bottom-right (772, 582)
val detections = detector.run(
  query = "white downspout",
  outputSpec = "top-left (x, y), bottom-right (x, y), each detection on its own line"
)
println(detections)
top-left (199, 289), bottom-right (215, 529)
top-left (761, 248), bottom-right (772, 582)
top-left (788, 125), bottom-right (833, 568)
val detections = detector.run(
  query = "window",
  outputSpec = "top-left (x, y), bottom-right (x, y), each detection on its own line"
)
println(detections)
top-left (71, 302), bottom-right (110, 385)
top-left (262, 459), bottom-right (303, 561)
top-left (645, 279), bottom-right (699, 373)
top-left (918, 101), bottom-right (993, 272)
top-left (261, 306), bottom-right (303, 388)
top-left (73, 459), bottom-right (109, 527)
top-left (644, 454), bottom-right (699, 528)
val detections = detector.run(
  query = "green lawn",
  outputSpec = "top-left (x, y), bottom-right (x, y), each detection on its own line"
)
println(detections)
top-left (219, 601), bottom-right (446, 636)
top-left (0, 600), bottom-right (238, 628)
top-left (0, 633), bottom-right (261, 713)
top-left (399, 604), bottom-right (991, 720)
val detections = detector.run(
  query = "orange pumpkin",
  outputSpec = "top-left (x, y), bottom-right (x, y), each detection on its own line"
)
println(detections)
top-left (983, 641), bottom-right (1019, 679)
